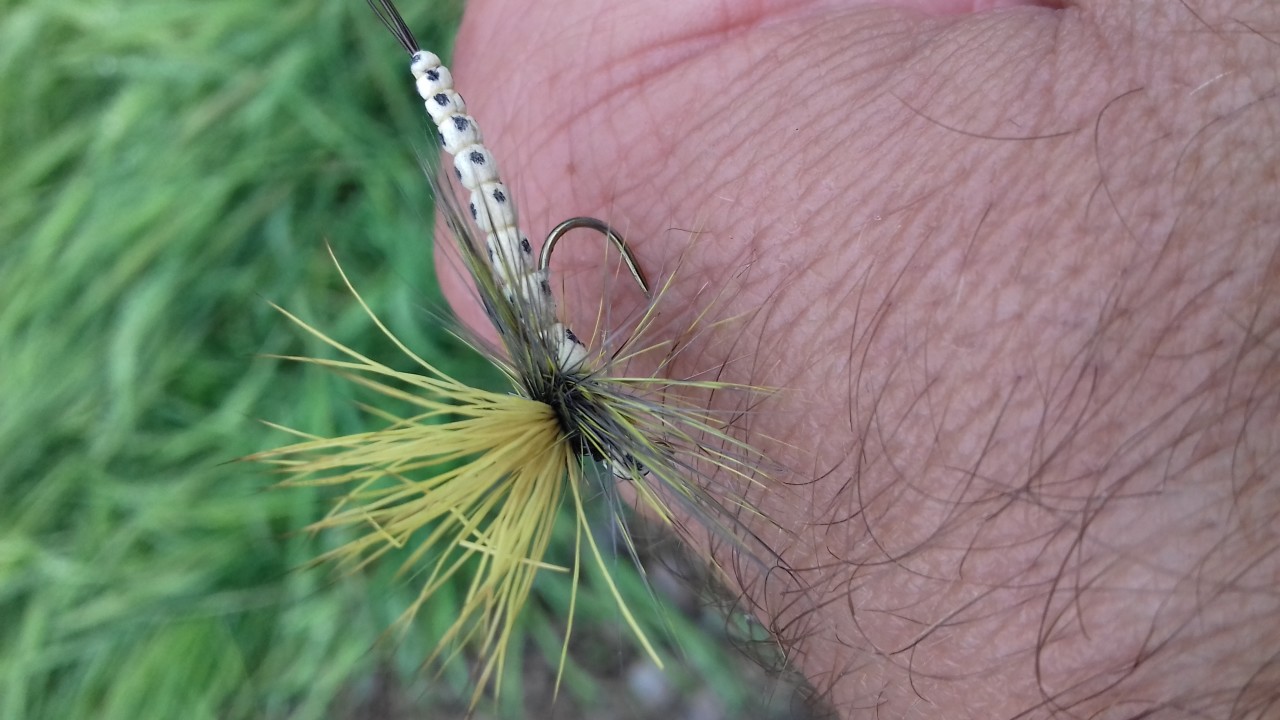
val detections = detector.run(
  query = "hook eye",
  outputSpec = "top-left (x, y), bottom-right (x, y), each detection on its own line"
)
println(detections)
top-left (539, 217), bottom-right (651, 298)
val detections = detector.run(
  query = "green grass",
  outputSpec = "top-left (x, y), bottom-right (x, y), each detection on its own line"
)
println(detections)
top-left (0, 1), bottom-right (802, 718)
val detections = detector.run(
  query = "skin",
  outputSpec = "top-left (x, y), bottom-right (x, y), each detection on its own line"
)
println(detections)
top-left (437, 1), bottom-right (1280, 717)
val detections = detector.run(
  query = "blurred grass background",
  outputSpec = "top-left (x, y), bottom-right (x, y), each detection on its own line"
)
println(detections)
top-left (0, 0), bottom-right (810, 718)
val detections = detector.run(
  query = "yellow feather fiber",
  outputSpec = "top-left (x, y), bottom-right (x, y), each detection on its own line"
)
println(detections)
top-left (246, 257), bottom-right (667, 703)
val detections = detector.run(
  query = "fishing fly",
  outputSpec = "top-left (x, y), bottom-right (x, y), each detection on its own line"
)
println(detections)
top-left (250, 0), bottom-right (770, 703)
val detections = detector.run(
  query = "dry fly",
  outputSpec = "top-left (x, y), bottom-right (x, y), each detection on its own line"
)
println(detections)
top-left (248, 0), bottom-right (771, 703)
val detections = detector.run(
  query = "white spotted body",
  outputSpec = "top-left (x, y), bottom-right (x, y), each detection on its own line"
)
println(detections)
top-left (390, 26), bottom-right (588, 370)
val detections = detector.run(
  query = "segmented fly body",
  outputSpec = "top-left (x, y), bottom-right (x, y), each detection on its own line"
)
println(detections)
top-left (369, 0), bottom-right (608, 371)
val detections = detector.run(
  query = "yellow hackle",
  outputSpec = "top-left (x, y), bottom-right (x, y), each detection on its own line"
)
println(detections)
top-left (247, 253), bottom-right (667, 704)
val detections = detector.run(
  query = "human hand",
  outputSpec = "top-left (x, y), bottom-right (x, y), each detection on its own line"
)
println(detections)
top-left (441, 1), bottom-right (1280, 717)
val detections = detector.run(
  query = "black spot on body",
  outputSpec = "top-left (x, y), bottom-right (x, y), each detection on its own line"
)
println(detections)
top-left (433, 92), bottom-right (449, 107)
top-left (520, 237), bottom-right (531, 254)
top-left (610, 453), bottom-right (648, 479)
top-left (565, 328), bottom-right (580, 344)
top-left (425, 69), bottom-right (439, 81)
top-left (454, 167), bottom-right (462, 181)
top-left (469, 203), bottom-right (477, 220)
top-left (452, 116), bottom-right (469, 132)
top-left (493, 188), bottom-right (506, 203)
top-left (540, 278), bottom-right (551, 295)
top-left (469, 150), bottom-right (485, 165)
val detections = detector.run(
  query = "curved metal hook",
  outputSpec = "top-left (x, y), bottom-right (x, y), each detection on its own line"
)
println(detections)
top-left (539, 216), bottom-right (651, 298)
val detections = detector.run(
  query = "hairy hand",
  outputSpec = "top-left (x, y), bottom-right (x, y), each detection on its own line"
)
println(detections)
top-left (441, 1), bottom-right (1280, 717)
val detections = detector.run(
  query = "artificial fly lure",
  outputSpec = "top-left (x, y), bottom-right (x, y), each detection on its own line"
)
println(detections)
top-left (248, 0), bottom-right (770, 704)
